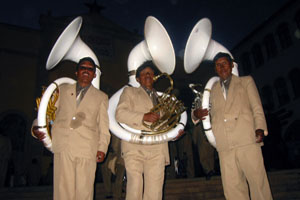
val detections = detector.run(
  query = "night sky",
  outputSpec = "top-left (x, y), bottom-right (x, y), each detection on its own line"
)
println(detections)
top-left (0, 0), bottom-right (288, 54)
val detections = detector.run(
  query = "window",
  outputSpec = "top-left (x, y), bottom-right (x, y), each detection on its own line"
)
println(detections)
top-left (294, 9), bottom-right (300, 29)
top-left (285, 120), bottom-right (300, 141)
top-left (263, 34), bottom-right (278, 59)
top-left (277, 22), bottom-right (292, 49)
top-left (240, 52), bottom-right (252, 75)
top-left (288, 68), bottom-right (300, 99)
top-left (274, 77), bottom-right (290, 106)
top-left (261, 85), bottom-right (274, 110)
top-left (251, 44), bottom-right (264, 68)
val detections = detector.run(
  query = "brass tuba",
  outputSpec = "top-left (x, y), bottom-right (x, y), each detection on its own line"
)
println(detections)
top-left (189, 83), bottom-right (203, 111)
top-left (142, 73), bottom-right (186, 134)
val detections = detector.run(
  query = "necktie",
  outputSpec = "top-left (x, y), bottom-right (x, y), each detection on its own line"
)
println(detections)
top-left (76, 89), bottom-right (84, 106)
top-left (150, 91), bottom-right (158, 106)
top-left (221, 83), bottom-right (227, 100)
top-left (221, 80), bottom-right (229, 100)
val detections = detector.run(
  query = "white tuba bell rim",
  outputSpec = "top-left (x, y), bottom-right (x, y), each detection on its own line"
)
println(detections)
top-left (46, 17), bottom-right (81, 70)
top-left (37, 77), bottom-right (76, 152)
top-left (46, 16), bottom-right (101, 89)
top-left (127, 16), bottom-right (176, 87)
top-left (144, 16), bottom-right (176, 75)
top-left (184, 18), bottom-right (239, 76)
top-left (184, 18), bottom-right (212, 74)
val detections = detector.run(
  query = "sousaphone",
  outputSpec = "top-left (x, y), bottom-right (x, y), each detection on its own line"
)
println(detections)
top-left (184, 18), bottom-right (239, 148)
top-left (108, 16), bottom-right (187, 144)
top-left (36, 16), bottom-right (100, 151)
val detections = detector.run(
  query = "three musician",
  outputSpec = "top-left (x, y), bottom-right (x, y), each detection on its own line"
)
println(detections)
top-left (32, 15), bottom-right (273, 200)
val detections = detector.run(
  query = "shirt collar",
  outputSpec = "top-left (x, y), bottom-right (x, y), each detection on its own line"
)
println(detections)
top-left (141, 86), bottom-right (156, 95)
top-left (76, 82), bottom-right (91, 95)
top-left (220, 74), bottom-right (232, 87)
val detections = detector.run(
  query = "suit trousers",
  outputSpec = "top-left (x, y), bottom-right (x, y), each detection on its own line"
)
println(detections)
top-left (192, 124), bottom-right (215, 174)
top-left (101, 152), bottom-right (114, 197)
top-left (218, 144), bottom-right (272, 200)
top-left (113, 163), bottom-right (126, 198)
top-left (123, 149), bottom-right (165, 200)
top-left (53, 150), bottom-right (97, 200)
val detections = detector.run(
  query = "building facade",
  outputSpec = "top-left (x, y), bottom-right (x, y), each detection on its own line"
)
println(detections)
top-left (232, 0), bottom-right (300, 169)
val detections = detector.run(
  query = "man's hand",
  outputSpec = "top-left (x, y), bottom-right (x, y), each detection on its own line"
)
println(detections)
top-left (193, 108), bottom-right (208, 120)
top-left (96, 151), bottom-right (106, 163)
top-left (32, 126), bottom-right (46, 141)
top-left (172, 129), bottom-right (185, 141)
top-left (143, 112), bottom-right (160, 123)
top-left (255, 129), bottom-right (264, 143)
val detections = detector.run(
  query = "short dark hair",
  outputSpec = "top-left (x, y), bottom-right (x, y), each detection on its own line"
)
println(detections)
top-left (76, 57), bottom-right (96, 72)
top-left (135, 61), bottom-right (158, 78)
top-left (213, 52), bottom-right (234, 64)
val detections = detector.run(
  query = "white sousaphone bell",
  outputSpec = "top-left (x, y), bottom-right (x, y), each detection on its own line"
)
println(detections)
top-left (184, 18), bottom-right (239, 148)
top-left (108, 16), bottom-right (187, 144)
top-left (37, 16), bottom-right (101, 152)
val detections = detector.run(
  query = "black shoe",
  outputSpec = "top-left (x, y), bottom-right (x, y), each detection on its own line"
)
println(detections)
top-left (205, 171), bottom-right (214, 180)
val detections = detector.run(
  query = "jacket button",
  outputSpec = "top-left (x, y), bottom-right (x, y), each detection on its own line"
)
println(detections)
top-left (224, 119), bottom-right (227, 122)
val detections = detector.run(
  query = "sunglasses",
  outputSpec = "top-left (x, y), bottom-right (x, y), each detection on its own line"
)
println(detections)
top-left (78, 66), bottom-right (95, 72)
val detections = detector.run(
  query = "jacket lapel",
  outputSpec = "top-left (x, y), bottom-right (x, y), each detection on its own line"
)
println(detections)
top-left (214, 82), bottom-right (226, 107)
top-left (138, 86), bottom-right (153, 107)
top-left (225, 75), bottom-right (239, 112)
top-left (77, 85), bottom-right (94, 109)
top-left (66, 84), bottom-right (77, 110)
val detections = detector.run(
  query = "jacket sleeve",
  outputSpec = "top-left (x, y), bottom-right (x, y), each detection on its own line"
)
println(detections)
top-left (31, 119), bottom-right (38, 138)
top-left (97, 94), bottom-right (111, 154)
top-left (246, 76), bottom-right (268, 135)
top-left (116, 87), bottom-right (145, 128)
top-left (190, 108), bottom-right (200, 125)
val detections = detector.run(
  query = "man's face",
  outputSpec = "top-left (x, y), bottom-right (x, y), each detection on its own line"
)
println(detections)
top-left (215, 57), bottom-right (233, 81)
top-left (76, 60), bottom-right (96, 87)
top-left (136, 67), bottom-right (155, 89)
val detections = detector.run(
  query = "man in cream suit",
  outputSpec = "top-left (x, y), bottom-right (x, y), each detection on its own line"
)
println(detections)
top-left (32, 57), bottom-right (110, 200)
top-left (193, 52), bottom-right (272, 200)
top-left (116, 61), bottom-right (184, 200)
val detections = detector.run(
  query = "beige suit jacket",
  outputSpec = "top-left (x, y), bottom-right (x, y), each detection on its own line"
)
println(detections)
top-left (51, 83), bottom-right (110, 159)
top-left (210, 75), bottom-right (267, 152)
top-left (116, 86), bottom-right (170, 165)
